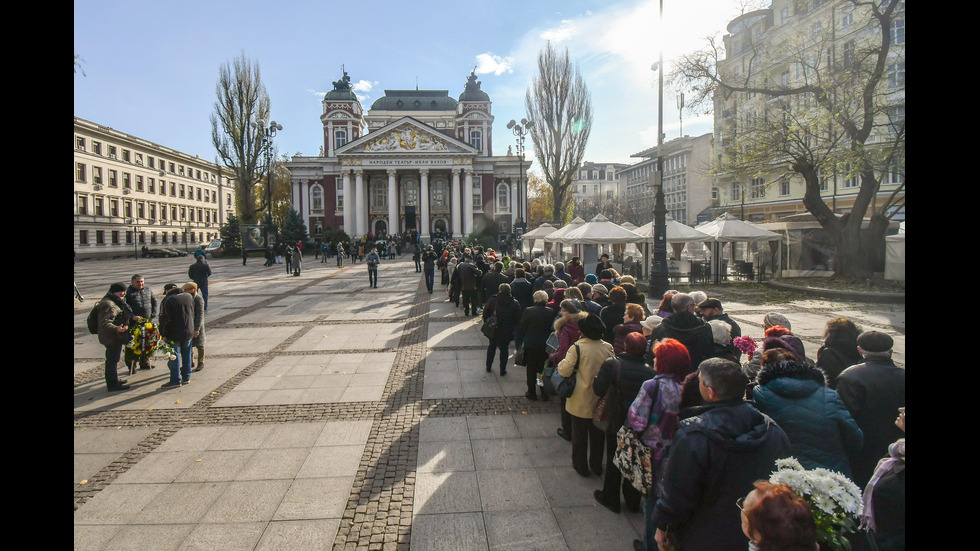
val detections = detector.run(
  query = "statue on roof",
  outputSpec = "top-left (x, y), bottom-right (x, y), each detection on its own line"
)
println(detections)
top-left (464, 69), bottom-right (482, 93)
top-left (332, 68), bottom-right (352, 92)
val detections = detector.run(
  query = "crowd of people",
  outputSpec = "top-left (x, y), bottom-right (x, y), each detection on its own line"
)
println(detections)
top-left (418, 241), bottom-right (904, 551)
top-left (88, 237), bottom-right (904, 550)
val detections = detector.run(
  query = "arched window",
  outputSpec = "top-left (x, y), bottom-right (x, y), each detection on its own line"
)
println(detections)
top-left (431, 180), bottom-right (448, 208)
top-left (496, 182), bottom-right (510, 211)
top-left (311, 184), bottom-right (324, 213)
top-left (334, 129), bottom-right (347, 150)
top-left (401, 177), bottom-right (419, 206)
top-left (470, 129), bottom-right (482, 151)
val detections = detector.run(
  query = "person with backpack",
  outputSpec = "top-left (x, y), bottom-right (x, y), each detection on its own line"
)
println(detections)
top-left (90, 282), bottom-right (134, 392)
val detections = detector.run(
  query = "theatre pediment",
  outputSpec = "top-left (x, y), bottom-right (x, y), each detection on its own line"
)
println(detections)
top-left (337, 118), bottom-right (477, 156)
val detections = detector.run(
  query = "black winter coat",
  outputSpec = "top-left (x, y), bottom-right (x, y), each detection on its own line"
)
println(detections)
top-left (647, 311), bottom-right (713, 370)
top-left (651, 401), bottom-right (791, 551)
top-left (836, 358), bottom-right (905, 486)
top-left (483, 295), bottom-right (521, 341)
top-left (593, 354), bottom-right (655, 429)
top-left (517, 304), bottom-right (553, 351)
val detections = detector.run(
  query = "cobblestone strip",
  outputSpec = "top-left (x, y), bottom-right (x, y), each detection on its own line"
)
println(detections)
top-left (332, 276), bottom-right (430, 551)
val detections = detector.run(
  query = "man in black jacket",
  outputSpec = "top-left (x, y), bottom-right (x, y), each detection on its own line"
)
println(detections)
top-left (647, 293), bottom-right (713, 371)
top-left (698, 298), bottom-right (742, 339)
top-left (836, 331), bottom-right (905, 487)
top-left (159, 283), bottom-right (195, 388)
top-left (649, 358), bottom-right (790, 551)
top-left (187, 256), bottom-right (212, 310)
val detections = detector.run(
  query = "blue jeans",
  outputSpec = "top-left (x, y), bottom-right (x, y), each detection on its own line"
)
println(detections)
top-left (643, 494), bottom-right (658, 551)
top-left (368, 267), bottom-right (378, 287)
top-left (199, 284), bottom-right (208, 310)
top-left (168, 339), bottom-right (193, 384)
top-left (105, 344), bottom-right (122, 389)
top-left (424, 268), bottom-right (434, 291)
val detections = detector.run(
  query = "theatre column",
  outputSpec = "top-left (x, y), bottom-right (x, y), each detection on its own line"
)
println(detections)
top-left (342, 170), bottom-right (353, 236)
top-left (419, 169), bottom-right (430, 240)
top-left (451, 169), bottom-right (462, 236)
top-left (387, 169), bottom-right (398, 236)
top-left (355, 169), bottom-right (366, 236)
top-left (511, 179), bottom-right (517, 226)
top-left (463, 169), bottom-right (474, 236)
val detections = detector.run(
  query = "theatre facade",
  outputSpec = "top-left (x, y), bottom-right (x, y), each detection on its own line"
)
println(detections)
top-left (286, 71), bottom-right (528, 242)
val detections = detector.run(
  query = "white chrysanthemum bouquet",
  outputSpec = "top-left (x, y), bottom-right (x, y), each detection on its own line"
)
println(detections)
top-left (769, 457), bottom-right (863, 551)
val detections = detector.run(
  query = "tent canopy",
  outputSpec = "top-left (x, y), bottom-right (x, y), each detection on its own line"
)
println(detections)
top-left (557, 214), bottom-right (645, 244)
top-left (635, 217), bottom-right (712, 243)
top-left (543, 217), bottom-right (587, 243)
top-left (695, 213), bottom-right (781, 243)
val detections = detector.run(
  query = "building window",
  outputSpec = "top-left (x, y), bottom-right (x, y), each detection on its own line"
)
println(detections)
top-left (78, 195), bottom-right (88, 215)
top-left (731, 183), bottom-right (742, 201)
top-left (169, 162), bottom-right (175, 173)
top-left (371, 181), bottom-right (386, 208)
top-left (178, 165), bottom-right (185, 176)
top-left (125, 201), bottom-right (132, 218)
top-left (180, 207), bottom-right (187, 221)
top-left (149, 204), bottom-right (156, 219)
top-left (841, 41), bottom-right (855, 69)
top-left (401, 178), bottom-right (419, 207)
top-left (136, 175), bottom-right (144, 191)
top-left (170, 183), bottom-right (177, 196)
top-left (496, 183), bottom-right (510, 211)
top-left (123, 173), bottom-right (131, 189)
top-left (180, 184), bottom-right (186, 198)
top-left (96, 230), bottom-right (105, 245)
top-left (92, 141), bottom-right (102, 155)
top-left (751, 178), bottom-right (765, 199)
top-left (94, 197), bottom-right (104, 216)
top-left (93, 167), bottom-right (103, 185)
top-left (108, 170), bottom-right (118, 187)
top-left (135, 153), bottom-right (143, 166)
top-left (111, 231), bottom-right (120, 245)
top-left (122, 150), bottom-right (130, 162)
top-left (842, 164), bottom-right (858, 188)
top-left (110, 199), bottom-right (119, 217)
top-left (884, 157), bottom-right (903, 185)
top-left (107, 145), bottom-right (117, 159)
top-left (150, 231), bottom-right (157, 244)
top-left (431, 180), bottom-right (447, 207)
top-left (147, 156), bottom-right (155, 169)
top-left (779, 180), bottom-right (791, 196)
top-left (79, 230), bottom-right (89, 245)
top-left (196, 188), bottom-right (202, 201)
top-left (76, 163), bottom-right (86, 182)
top-left (887, 63), bottom-right (905, 88)
top-left (841, 10), bottom-right (853, 27)
top-left (76, 136), bottom-right (86, 150)
top-left (890, 19), bottom-right (905, 45)
top-left (470, 129), bottom-right (482, 151)
top-left (335, 129), bottom-right (347, 150)
top-left (137, 202), bottom-right (145, 218)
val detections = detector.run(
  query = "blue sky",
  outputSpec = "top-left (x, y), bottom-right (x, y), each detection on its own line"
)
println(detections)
top-left (74, 0), bottom-right (747, 168)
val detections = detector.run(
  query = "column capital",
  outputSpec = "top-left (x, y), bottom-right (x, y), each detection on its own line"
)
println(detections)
top-left (352, 168), bottom-right (363, 176)
top-left (386, 168), bottom-right (397, 176)
top-left (418, 168), bottom-right (429, 176)
top-left (451, 168), bottom-right (461, 176)
top-left (464, 168), bottom-right (474, 176)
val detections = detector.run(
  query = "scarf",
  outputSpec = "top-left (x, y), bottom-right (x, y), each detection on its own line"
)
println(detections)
top-left (861, 438), bottom-right (905, 532)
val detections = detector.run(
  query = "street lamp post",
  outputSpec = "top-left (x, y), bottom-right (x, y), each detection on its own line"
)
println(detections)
top-left (649, 0), bottom-right (670, 299)
top-left (507, 118), bottom-right (532, 250)
top-left (251, 118), bottom-right (283, 249)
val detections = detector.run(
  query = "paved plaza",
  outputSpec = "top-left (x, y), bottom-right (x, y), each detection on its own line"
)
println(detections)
top-left (74, 253), bottom-right (905, 551)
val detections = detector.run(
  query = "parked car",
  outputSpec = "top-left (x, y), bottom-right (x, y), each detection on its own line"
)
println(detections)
top-left (142, 248), bottom-right (172, 258)
top-left (204, 239), bottom-right (224, 255)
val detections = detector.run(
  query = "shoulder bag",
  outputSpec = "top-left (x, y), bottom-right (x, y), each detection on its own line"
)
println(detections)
top-left (550, 343), bottom-right (580, 398)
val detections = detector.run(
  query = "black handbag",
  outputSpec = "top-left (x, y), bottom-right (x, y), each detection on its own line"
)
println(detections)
top-left (481, 315), bottom-right (497, 339)
top-left (514, 343), bottom-right (527, 366)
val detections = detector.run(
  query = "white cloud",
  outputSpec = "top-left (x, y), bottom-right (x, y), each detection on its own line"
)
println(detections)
top-left (351, 80), bottom-right (375, 93)
top-left (475, 53), bottom-right (514, 76)
top-left (540, 19), bottom-right (577, 43)
top-left (308, 88), bottom-right (326, 99)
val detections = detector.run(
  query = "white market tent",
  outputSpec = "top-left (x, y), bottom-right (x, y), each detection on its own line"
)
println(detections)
top-left (554, 214), bottom-right (645, 270)
top-left (695, 213), bottom-right (781, 283)
top-left (633, 217), bottom-right (713, 279)
top-left (542, 217), bottom-right (586, 261)
top-left (885, 223), bottom-right (905, 281)
top-left (521, 222), bottom-right (558, 257)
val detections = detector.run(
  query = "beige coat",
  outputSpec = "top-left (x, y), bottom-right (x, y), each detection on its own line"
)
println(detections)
top-left (557, 337), bottom-right (615, 419)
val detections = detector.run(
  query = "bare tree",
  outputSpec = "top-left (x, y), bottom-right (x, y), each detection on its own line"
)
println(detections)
top-left (672, 0), bottom-right (904, 279)
top-left (525, 43), bottom-right (593, 224)
top-left (211, 53), bottom-right (271, 224)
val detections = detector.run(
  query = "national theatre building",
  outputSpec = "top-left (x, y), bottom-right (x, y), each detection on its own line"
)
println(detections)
top-left (286, 71), bottom-right (528, 242)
